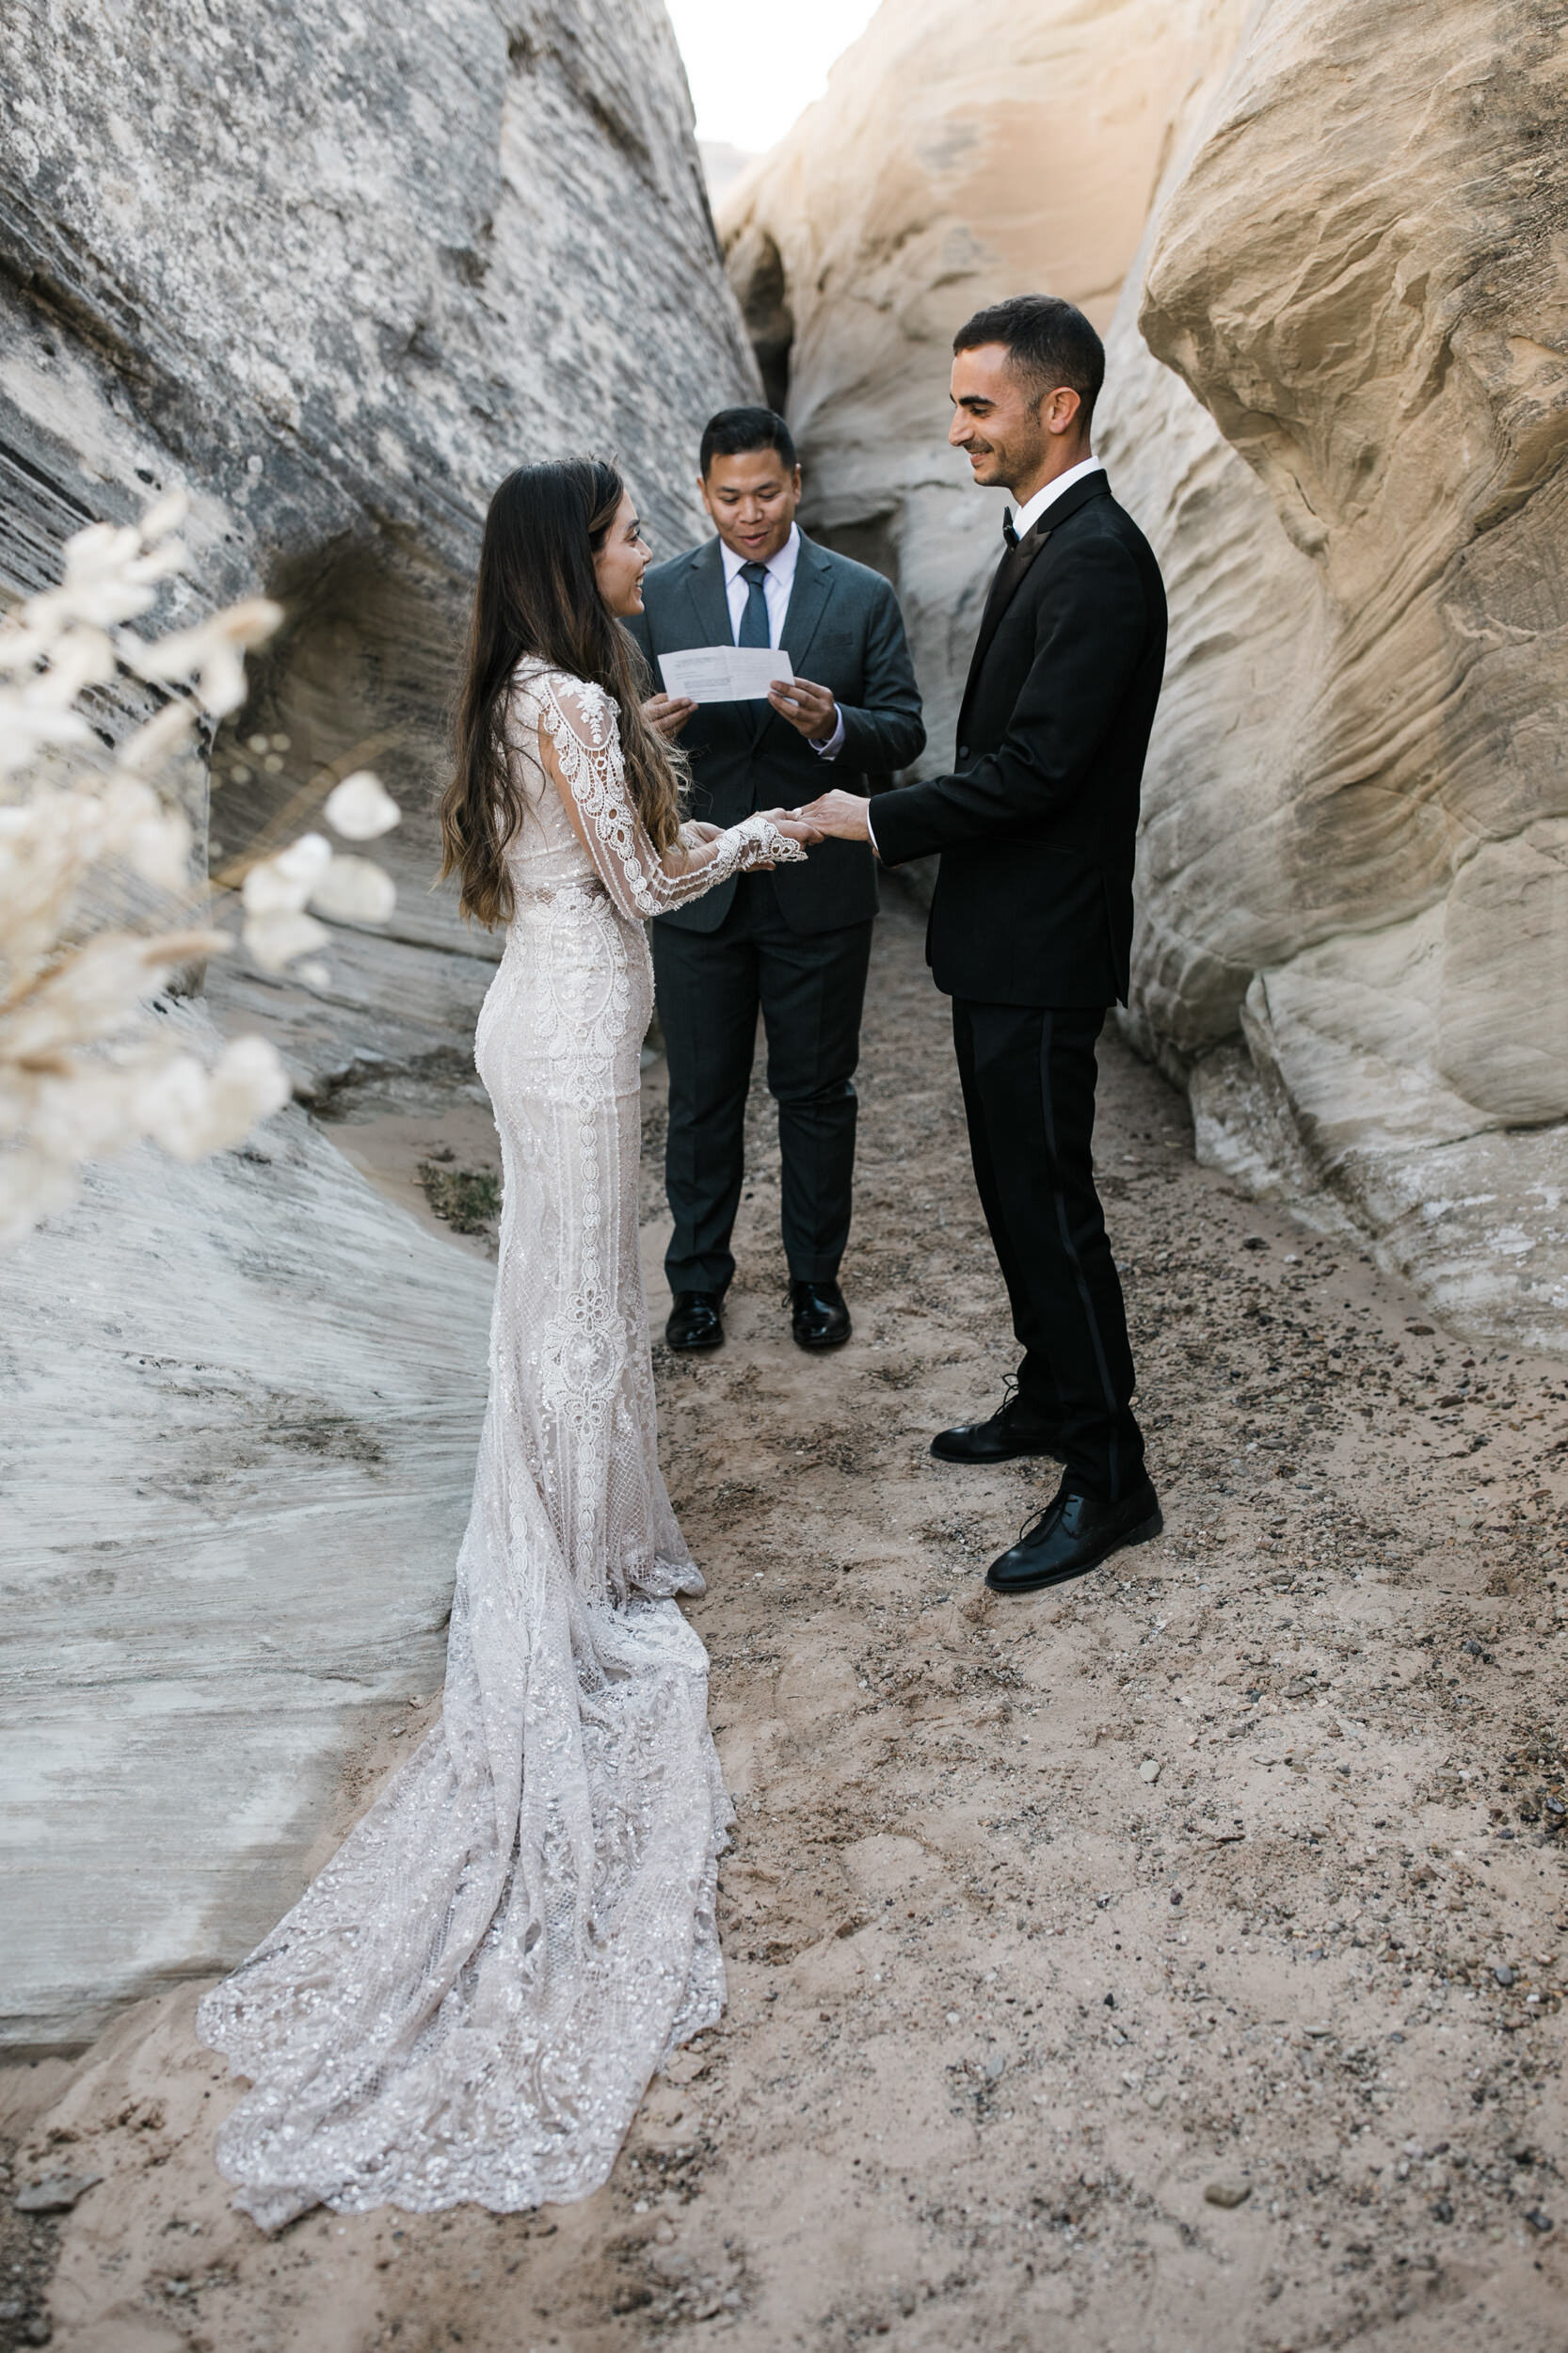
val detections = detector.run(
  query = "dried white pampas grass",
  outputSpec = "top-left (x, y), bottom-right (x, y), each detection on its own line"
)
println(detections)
top-left (0, 493), bottom-right (400, 1248)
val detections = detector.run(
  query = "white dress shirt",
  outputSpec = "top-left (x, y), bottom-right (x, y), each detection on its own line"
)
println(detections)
top-left (865, 457), bottom-right (1106, 855)
top-left (721, 520), bottom-right (797, 646)
top-left (1007, 454), bottom-right (1105, 541)
top-left (720, 522), bottom-right (843, 760)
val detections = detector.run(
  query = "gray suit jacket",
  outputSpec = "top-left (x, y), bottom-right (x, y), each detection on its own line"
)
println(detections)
top-left (625, 531), bottom-right (924, 935)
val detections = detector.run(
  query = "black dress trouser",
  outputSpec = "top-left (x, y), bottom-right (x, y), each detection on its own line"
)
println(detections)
top-left (952, 997), bottom-right (1144, 1501)
top-left (652, 873), bottom-right (874, 1295)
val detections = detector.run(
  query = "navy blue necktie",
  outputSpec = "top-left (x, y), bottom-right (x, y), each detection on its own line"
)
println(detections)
top-left (737, 560), bottom-right (771, 648)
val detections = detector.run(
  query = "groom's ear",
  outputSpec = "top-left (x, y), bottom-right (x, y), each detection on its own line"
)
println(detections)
top-left (1043, 385), bottom-right (1086, 439)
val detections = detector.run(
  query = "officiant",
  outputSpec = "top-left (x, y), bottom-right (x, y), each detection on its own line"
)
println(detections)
top-left (628, 406), bottom-right (924, 1354)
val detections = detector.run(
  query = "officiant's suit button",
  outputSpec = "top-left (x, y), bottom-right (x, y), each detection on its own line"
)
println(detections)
top-left (666, 1289), bottom-right (726, 1352)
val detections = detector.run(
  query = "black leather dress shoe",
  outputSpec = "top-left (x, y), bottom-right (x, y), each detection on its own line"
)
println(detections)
top-left (789, 1277), bottom-right (851, 1350)
top-left (665, 1289), bottom-right (725, 1352)
top-left (931, 1384), bottom-right (1063, 1465)
top-left (985, 1474), bottom-right (1162, 1595)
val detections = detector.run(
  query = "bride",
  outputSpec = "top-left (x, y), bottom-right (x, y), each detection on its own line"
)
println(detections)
top-left (199, 458), bottom-right (816, 2229)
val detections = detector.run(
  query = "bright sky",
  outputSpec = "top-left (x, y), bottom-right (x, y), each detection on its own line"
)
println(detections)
top-left (664, 0), bottom-right (883, 152)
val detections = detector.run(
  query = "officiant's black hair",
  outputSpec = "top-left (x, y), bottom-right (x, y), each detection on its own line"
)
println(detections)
top-left (699, 405), bottom-right (797, 477)
top-left (953, 295), bottom-right (1104, 424)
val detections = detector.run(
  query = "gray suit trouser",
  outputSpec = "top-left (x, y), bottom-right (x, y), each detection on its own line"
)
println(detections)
top-left (651, 872), bottom-right (873, 1295)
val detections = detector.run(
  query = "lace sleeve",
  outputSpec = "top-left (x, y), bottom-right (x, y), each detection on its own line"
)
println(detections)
top-left (535, 673), bottom-right (805, 920)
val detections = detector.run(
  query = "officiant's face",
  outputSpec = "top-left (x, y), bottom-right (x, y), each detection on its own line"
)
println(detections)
top-left (700, 445), bottom-right (802, 567)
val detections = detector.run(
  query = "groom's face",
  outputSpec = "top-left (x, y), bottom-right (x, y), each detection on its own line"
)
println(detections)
top-left (949, 343), bottom-right (1052, 493)
top-left (699, 446), bottom-right (803, 567)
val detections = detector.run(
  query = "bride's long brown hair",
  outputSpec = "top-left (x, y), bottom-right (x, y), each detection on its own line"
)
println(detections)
top-left (440, 458), bottom-right (687, 927)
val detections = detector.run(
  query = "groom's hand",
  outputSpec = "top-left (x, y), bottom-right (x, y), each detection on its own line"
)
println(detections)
top-left (797, 790), bottom-right (872, 844)
top-left (767, 675), bottom-right (838, 743)
top-left (758, 808), bottom-right (824, 846)
top-left (643, 692), bottom-right (696, 740)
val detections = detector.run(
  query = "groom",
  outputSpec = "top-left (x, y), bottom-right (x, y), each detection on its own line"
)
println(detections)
top-left (629, 406), bottom-right (924, 1354)
top-left (803, 295), bottom-right (1165, 1595)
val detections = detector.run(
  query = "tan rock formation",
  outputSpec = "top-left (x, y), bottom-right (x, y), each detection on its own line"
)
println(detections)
top-left (719, 0), bottom-right (1240, 766)
top-left (727, 0), bottom-right (1568, 1348)
top-left (1102, 0), bottom-right (1568, 1347)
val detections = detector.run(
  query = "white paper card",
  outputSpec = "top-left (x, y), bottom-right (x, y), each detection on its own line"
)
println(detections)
top-left (657, 646), bottom-right (794, 703)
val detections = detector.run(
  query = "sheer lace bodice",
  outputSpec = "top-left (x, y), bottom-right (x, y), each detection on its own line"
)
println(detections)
top-left (505, 660), bottom-right (801, 919)
top-left (199, 666), bottom-right (802, 2228)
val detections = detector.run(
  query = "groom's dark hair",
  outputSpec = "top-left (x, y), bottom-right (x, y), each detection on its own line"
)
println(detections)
top-left (700, 405), bottom-right (798, 477)
top-left (953, 294), bottom-right (1105, 424)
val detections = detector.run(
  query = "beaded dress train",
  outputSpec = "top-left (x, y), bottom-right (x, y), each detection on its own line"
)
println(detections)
top-left (198, 664), bottom-right (802, 2228)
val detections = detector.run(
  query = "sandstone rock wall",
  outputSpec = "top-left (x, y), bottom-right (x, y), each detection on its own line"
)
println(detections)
top-left (0, 0), bottom-right (757, 2043)
top-left (718, 0), bottom-right (1243, 774)
top-left (726, 0), bottom-right (1568, 1350)
top-left (1101, 0), bottom-right (1568, 1348)
top-left (4, 0), bottom-right (758, 1064)
top-left (0, 1093), bottom-right (495, 2051)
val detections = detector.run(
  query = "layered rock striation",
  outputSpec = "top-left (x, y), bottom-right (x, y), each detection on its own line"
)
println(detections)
top-left (3, 0), bottom-right (757, 1075)
top-left (0, 1098), bottom-right (494, 2051)
top-left (0, 0), bottom-right (757, 2042)
top-left (719, 0), bottom-right (1236, 773)
top-left (1102, 0), bottom-right (1568, 1346)
top-left (726, 0), bottom-right (1568, 1348)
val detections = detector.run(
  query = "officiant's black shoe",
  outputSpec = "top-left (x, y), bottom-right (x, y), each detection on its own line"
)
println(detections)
top-left (931, 1383), bottom-right (1063, 1465)
top-left (985, 1473), bottom-right (1162, 1595)
top-left (790, 1277), bottom-right (851, 1351)
top-left (666, 1289), bottom-right (725, 1352)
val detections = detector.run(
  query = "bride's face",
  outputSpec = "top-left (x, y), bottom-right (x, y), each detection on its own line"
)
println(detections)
top-left (593, 491), bottom-right (652, 616)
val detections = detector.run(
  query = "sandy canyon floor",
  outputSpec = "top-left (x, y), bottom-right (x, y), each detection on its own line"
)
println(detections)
top-left (4, 883), bottom-right (1566, 2353)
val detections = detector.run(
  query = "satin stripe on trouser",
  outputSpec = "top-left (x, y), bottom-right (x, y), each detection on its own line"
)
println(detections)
top-left (952, 996), bottom-right (1144, 1500)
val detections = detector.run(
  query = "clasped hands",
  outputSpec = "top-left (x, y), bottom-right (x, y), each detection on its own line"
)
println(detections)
top-left (681, 812), bottom-right (822, 868)
top-left (789, 790), bottom-right (873, 844)
top-left (646, 668), bottom-right (872, 863)
top-left (689, 787), bottom-right (872, 849)
top-left (682, 790), bottom-right (872, 868)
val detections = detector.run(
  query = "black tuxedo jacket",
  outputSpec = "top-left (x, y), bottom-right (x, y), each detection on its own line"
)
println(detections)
top-left (871, 472), bottom-right (1166, 1005)
top-left (626, 532), bottom-right (924, 936)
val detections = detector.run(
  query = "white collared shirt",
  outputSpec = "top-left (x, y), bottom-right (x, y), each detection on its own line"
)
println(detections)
top-left (1007, 454), bottom-right (1106, 542)
top-left (719, 520), bottom-right (843, 760)
top-left (721, 520), bottom-right (798, 646)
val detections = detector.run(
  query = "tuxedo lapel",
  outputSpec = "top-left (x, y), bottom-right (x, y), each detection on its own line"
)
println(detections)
top-left (969, 520), bottom-right (1048, 669)
top-left (957, 474), bottom-right (1113, 743)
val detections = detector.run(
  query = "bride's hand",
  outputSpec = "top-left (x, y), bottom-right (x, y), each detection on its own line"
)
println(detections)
top-left (684, 820), bottom-right (723, 843)
top-left (759, 809), bottom-right (823, 846)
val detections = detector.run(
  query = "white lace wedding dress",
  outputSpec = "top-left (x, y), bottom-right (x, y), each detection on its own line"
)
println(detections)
top-left (199, 662), bottom-right (802, 2229)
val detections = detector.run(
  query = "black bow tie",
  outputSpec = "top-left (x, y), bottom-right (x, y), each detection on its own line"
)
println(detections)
top-left (1002, 513), bottom-right (1019, 551)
